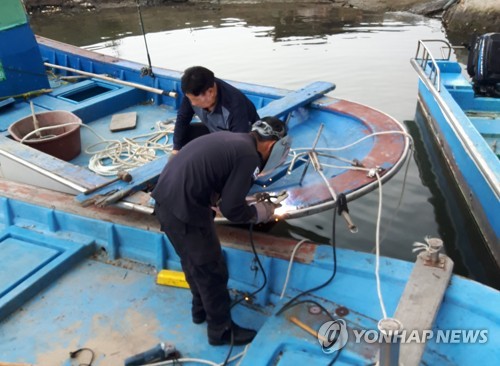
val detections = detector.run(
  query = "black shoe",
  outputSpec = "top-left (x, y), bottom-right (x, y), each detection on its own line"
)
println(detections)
top-left (192, 310), bottom-right (206, 324)
top-left (208, 322), bottom-right (256, 346)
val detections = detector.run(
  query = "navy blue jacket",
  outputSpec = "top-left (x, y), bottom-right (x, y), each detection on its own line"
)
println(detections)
top-left (173, 78), bottom-right (259, 150)
top-left (152, 132), bottom-right (263, 226)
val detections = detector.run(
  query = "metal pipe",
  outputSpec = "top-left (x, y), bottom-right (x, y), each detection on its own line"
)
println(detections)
top-left (44, 62), bottom-right (177, 98)
top-left (426, 237), bottom-right (443, 265)
top-left (378, 318), bottom-right (403, 366)
top-left (299, 124), bottom-right (324, 185)
top-left (0, 149), bottom-right (86, 193)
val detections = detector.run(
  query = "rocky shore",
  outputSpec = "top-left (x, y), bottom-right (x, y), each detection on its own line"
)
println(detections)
top-left (22, 0), bottom-right (500, 36)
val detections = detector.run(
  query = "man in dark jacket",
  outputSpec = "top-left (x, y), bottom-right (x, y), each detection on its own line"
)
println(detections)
top-left (171, 66), bottom-right (260, 154)
top-left (152, 116), bottom-right (290, 346)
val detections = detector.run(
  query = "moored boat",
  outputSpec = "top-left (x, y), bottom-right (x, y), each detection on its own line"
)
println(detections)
top-left (0, 0), bottom-right (409, 222)
top-left (410, 38), bottom-right (500, 266)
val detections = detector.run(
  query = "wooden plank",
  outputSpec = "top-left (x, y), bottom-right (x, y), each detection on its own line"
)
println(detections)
top-left (394, 252), bottom-right (454, 366)
top-left (74, 155), bottom-right (167, 206)
top-left (257, 81), bottom-right (335, 118)
top-left (109, 111), bottom-right (137, 132)
top-left (0, 136), bottom-right (107, 192)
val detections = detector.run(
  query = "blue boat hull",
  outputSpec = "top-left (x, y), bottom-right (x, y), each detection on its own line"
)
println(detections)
top-left (0, 179), bottom-right (499, 365)
top-left (411, 41), bottom-right (500, 266)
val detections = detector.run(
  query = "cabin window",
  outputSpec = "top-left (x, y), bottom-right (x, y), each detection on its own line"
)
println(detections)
top-left (59, 83), bottom-right (115, 103)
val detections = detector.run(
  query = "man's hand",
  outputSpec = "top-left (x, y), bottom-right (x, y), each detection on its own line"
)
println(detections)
top-left (168, 149), bottom-right (179, 163)
top-left (253, 201), bottom-right (276, 224)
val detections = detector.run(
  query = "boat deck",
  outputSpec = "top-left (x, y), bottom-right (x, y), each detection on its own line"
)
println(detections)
top-left (0, 34), bottom-right (410, 219)
top-left (71, 103), bottom-right (174, 169)
top-left (1, 180), bottom-right (500, 365)
top-left (0, 233), bottom-right (373, 366)
top-left (442, 70), bottom-right (500, 158)
top-left (465, 110), bottom-right (500, 158)
top-left (0, 256), bottom-right (259, 365)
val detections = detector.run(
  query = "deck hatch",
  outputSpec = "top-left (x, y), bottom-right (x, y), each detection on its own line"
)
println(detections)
top-left (58, 82), bottom-right (116, 103)
top-left (0, 226), bottom-right (95, 321)
top-left (0, 236), bottom-right (60, 298)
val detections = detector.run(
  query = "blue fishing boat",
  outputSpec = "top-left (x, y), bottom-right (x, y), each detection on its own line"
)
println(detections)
top-left (0, 0), bottom-right (410, 222)
top-left (1, 178), bottom-right (499, 365)
top-left (1, 2), bottom-right (499, 366)
top-left (411, 39), bottom-right (500, 266)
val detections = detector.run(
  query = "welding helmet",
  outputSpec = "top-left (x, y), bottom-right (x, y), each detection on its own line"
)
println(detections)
top-left (251, 117), bottom-right (291, 176)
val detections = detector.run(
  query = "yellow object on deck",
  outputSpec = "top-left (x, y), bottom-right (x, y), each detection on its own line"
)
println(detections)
top-left (156, 269), bottom-right (190, 289)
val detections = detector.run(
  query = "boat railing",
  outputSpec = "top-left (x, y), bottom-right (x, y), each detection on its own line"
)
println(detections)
top-left (413, 39), bottom-right (452, 92)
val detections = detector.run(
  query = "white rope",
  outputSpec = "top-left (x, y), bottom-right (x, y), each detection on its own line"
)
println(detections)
top-left (19, 120), bottom-right (174, 176)
top-left (379, 140), bottom-right (414, 244)
top-left (374, 170), bottom-right (388, 319)
top-left (20, 122), bottom-right (86, 144)
top-left (308, 156), bottom-right (390, 320)
top-left (233, 344), bottom-right (251, 366)
top-left (285, 130), bottom-right (413, 177)
top-left (280, 239), bottom-right (309, 299)
top-left (290, 130), bottom-right (413, 153)
top-left (86, 121), bottom-right (174, 176)
top-left (286, 129), bottom-right (404, 320)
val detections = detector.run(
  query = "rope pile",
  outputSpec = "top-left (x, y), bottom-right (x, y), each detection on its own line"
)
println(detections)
top-left (85, 120), bottom-right (174, 176)
top-left (20, 120), bottom-right (175, 176)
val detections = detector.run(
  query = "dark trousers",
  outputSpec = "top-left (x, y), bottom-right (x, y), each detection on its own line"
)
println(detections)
top-left (155, 204), bottom-right (231, 335)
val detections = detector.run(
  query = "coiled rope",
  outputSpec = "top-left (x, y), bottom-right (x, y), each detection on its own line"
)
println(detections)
top-left (20, 120), bottom-right (174, 176)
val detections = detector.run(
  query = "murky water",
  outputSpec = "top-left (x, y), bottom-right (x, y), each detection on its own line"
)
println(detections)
top-left (29, 3), bottom-right (499, 288)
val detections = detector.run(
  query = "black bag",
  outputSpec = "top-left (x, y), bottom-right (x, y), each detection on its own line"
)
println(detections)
top-left (467, 32), bottom-right (500, 98)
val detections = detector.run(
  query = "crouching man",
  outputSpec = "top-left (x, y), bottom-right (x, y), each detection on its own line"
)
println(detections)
top-left (152, 116), bottom-right (290, 345)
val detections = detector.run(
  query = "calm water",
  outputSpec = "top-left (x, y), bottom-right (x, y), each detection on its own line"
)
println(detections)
top-left (29, 3), bottom-right (499, 288)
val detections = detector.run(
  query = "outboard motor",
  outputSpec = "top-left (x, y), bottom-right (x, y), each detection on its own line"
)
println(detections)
top-left (467, 32), bottom-right (500, 98)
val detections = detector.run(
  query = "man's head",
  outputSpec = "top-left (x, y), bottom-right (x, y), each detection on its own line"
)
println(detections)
top-left (251, 117), bottom-right (287, 142)
top-left (181, 66), bottom-right (217, 110)
top-left (251, 117), bottom-right (291, 176)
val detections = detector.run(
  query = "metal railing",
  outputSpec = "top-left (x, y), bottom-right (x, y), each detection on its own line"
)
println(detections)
top-left (413, 40), bottom-right (452, 92)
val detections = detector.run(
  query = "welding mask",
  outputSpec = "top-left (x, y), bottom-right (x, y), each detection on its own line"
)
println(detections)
top-left (251, 118), bottom-right (291, 176)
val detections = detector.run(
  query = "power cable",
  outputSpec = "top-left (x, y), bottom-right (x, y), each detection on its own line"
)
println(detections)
top-left (221, 223), bottom-right (268, 366)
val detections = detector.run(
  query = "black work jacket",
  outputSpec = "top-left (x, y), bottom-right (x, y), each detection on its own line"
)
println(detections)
top-left (173, 78), bottom-right (259, 150)
top-left (152, 132), bottom-right (262, 226)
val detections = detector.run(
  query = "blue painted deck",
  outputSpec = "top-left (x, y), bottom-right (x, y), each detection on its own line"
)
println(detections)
top-left (0, 187), bottom-right (499, 365)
